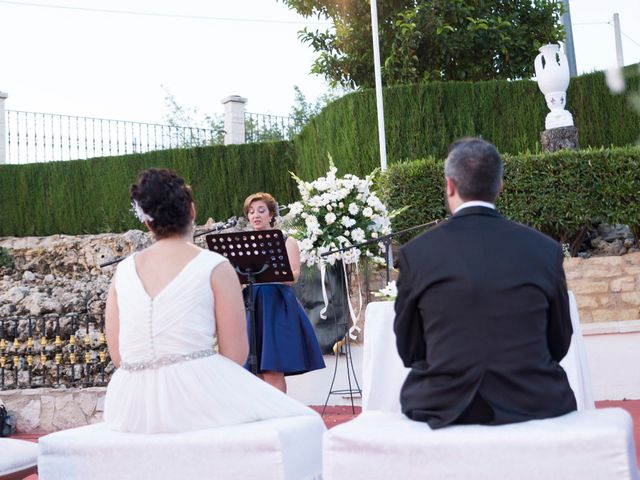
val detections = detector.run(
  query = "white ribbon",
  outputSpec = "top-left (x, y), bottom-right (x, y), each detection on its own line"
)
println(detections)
top-left (319, 259), bottom-right (363, 341)
top-left (319, 262), bottom-right (328, 320)
top-left (342, 260), bottom-right (363, 340)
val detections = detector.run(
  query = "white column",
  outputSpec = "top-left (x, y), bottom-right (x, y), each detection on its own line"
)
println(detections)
top-left (221, 95), bottom-right (247, 145)
top-left (0, 91), bottom-right (8, 164)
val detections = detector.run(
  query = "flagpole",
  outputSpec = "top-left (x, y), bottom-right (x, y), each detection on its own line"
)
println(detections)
top-left (370, 0), bottom-right (388, 171)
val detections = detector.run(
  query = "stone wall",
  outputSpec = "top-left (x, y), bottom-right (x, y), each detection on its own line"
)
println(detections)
top-left (0, 231), bottom-right (150, 317)
top-left (565, 252), bottom-right (640, 323)
top-left (0, 387), bottom-right (104, 433)
top-left (2, 229), bottom-right (638, 325)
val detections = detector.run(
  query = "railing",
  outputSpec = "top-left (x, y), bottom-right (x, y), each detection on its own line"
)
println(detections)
top-left (0, 313), bottom-right (111, 389)
top-left (244, 112), bottom-right (302, 143)
top-left (3, 110), bottom-right (220, 164)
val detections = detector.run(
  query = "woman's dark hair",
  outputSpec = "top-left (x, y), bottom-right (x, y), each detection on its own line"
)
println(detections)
top-left (130, 168), bottom-right (194, 239)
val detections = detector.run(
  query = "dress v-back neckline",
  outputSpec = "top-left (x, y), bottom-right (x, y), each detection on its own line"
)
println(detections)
top-left (132, 250), bottom-right (205, 302)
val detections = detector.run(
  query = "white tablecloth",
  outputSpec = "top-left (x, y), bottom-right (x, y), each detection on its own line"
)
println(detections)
top-left (362, 292), bottom-right (594, 412)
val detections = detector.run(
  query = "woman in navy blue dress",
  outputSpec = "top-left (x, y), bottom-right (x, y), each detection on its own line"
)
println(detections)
top-left (243, 192), bottom-right (325, 392)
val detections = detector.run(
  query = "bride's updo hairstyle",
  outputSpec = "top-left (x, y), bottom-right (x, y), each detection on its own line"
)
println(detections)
top-left (130, 168), bottom-right (194, 239)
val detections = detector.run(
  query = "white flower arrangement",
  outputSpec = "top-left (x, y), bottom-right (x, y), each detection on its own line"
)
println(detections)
top-left (284, 161), bottom-right (393, 268)
top-left (372, 281), bottom-right (398, 301)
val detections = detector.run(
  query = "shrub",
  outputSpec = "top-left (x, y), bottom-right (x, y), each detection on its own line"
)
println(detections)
top-left (379, 146), bottom-right (640, 245)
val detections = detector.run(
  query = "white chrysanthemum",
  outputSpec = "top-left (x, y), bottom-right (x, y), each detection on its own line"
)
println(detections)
top-left (341, 216), bottom-right (356, 228)
top-left (351, 227), bottom-right (366, 243)
top-left (341, 248), bottom-right (361, 265)
top-left (348, 203), bottom-right (359, 215)
top-left (362, 207), bottom-right (373, 218)
top-left (325, 212), bottom-right (337, 225)
top-left (373, 281), bottom-right (398, 299)
top-left (288, 202), bottom-right (304, 217)
top-left (305, 215), bottom-right (319, 227)
top-left (300, 238), bottom-right (314, 251)
top-left (308, 196), bottom-right (323, 208)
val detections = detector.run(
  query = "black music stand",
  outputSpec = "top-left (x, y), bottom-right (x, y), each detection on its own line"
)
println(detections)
top-left (320, 262), bottom-right (362, 415)
top-left (205, 229), bottom-right (293, 375)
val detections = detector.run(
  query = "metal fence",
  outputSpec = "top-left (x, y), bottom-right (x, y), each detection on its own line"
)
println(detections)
top-left (0, 313), bottom-right (110, 390)
top-left (244, 112), bottom-right (302, 143)
top-left (3, 110), bottom-right (220, 164)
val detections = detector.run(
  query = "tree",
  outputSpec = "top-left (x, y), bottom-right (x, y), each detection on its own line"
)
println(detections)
top-left (280, 0), bottom-right (565, 88)
top-left (288, 85), bottom-right (348, 135)
top-left (163, 86), bottom-right (346, 144)
top-left (162, 89), bottom-right (225, 146)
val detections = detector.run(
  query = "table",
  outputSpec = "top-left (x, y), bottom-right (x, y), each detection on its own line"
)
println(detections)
top-left (362, 292), bottom-right (594, 412)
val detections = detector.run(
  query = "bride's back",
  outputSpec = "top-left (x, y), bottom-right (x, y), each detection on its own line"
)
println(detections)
top-left (115, 247), bottom-right (226, 363)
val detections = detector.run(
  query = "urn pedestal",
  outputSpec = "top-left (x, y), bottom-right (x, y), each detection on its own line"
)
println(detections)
top-left (540, 126), bottom-right (579, 153)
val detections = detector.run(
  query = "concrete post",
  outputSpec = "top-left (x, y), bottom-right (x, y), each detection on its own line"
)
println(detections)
top-left (0, 91), bottom-right (8, 164)
top-left (613, 13), bottom-right (624, 68)
top-left (221, 95), bottom-right (247, 145)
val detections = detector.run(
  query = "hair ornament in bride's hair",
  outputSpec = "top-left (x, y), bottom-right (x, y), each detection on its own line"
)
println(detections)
top-left (131, 200), bottom-right (154, 223)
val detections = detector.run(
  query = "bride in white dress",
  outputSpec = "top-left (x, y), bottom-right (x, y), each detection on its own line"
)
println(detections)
top-left (103, 168), bottom-right (317, 433)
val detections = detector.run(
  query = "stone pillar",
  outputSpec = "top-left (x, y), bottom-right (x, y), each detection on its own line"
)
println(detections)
top-left (0, 91), bottom-right (8, 164)
top-left (540, 126), bottom-right (579, 153)
top-left (221, 95), bottom-right (247, 145)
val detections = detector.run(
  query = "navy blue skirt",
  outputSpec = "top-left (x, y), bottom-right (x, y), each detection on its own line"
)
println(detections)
top-left (244, 284), bottom-right (325, 376)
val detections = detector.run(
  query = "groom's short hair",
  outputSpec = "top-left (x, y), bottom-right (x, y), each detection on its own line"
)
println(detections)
top-left (444, 138), bottom-right (503, 203)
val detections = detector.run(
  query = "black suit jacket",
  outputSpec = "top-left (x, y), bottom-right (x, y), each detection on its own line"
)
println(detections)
top-left (394, 206), bottom-right (576, 428)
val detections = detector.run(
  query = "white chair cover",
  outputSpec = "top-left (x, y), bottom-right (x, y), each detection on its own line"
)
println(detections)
top-left (0, 438), bottom-right (38, 479)
top-left (323, 408), bottom-right (639, 480)
top-left (38, 415), bottom-right (324, 480)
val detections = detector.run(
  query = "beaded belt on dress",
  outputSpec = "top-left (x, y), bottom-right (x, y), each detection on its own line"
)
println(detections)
top-left (119, 348), bottom-right (216, 372)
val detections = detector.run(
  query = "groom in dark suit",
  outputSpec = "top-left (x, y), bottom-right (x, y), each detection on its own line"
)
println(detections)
top-left (394, 137), bottom-right (577, 429)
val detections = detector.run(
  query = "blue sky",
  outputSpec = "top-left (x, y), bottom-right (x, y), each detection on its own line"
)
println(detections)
top-left (1, 0), bottom-right (639, 125)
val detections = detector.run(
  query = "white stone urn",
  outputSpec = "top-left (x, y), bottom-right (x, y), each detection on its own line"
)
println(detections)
top-left (534, 43), bottom-right (574, 129)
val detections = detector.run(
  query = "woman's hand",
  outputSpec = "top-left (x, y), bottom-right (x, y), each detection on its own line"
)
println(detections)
top-left (105, 280), bottom-right (121, 368)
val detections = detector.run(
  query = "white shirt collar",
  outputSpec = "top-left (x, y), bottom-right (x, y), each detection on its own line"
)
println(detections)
top-left (454, 200), bottom-right (496, 214)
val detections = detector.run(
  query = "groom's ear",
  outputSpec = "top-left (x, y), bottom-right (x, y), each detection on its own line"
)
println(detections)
top-left (445, 177), bottom-right (456, 198)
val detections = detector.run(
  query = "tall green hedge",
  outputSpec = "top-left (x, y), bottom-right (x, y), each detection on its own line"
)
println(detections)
top-left (294, 65), bottom-right (640, 180)
top-left (0, 142), bottom-right (297, 236)
top-left (379, 146), bottom-right (640, 244)
top-left (1, 65), bottom-right (639, 237)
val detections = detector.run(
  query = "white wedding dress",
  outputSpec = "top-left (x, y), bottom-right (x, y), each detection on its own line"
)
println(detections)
top-left (104, 249), bottom-right (316, 433)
